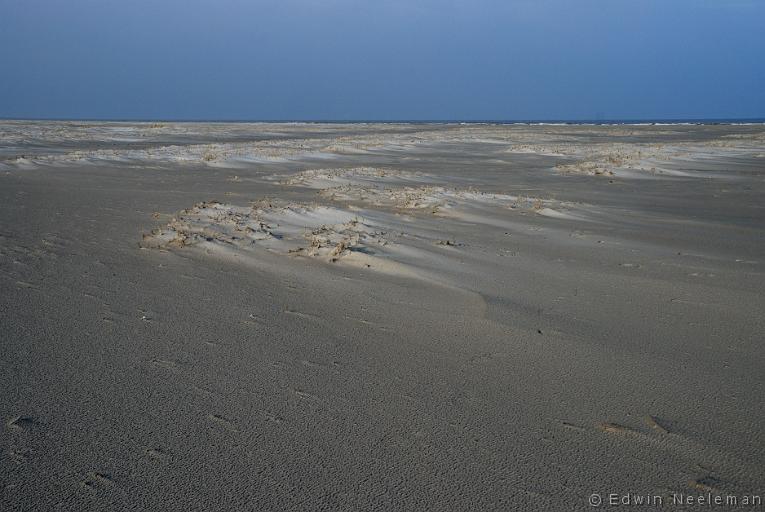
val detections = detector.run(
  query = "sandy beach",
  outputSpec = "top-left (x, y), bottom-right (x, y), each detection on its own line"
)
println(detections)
top-left (1, 121), bottom-right (764, 510)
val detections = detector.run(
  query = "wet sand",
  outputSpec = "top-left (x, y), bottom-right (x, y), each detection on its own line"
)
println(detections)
top-left (1, 121), bottom-right (764, 510)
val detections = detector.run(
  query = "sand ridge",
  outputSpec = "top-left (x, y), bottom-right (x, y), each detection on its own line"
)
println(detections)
top-left (140, 200), bottom-right (390, 264)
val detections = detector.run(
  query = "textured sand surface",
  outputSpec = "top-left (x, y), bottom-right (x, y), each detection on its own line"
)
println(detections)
top-left (1, 122), bottom-right (764, 510)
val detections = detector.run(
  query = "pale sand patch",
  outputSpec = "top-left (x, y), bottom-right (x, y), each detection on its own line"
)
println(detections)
top-left (140, 200), bottom-right (390, 263)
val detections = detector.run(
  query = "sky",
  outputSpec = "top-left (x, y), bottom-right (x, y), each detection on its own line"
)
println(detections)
top-left (0, 0), bottom-right (763, 121)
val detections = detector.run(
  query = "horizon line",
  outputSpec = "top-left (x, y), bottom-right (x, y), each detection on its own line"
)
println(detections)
top-left (1, 116), bottom-right (765, 125)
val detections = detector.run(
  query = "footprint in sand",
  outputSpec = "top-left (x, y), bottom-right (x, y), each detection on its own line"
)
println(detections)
top-left (81, 472), bottom-right (115, 491)
top-left (644, 415), bottom-right (671, 434)
top-left (589, 415), bottom-right (762, 494)
top-left (264, 412), bottom-right (285, 424)
top-left (6, 415), bottom-right (39, 432)
top-left (8, 447), bottom-right (33, 463)
top-left (300, 359), bottom-right (328, 370)
top-left (595, 415), bottom-right (672, 438)
top-left (208, 414), bottom-right (238, 431)
top-left (596, 422), bottom-right (636, 435)
top-left (594, 414), bottom-right (674, 435)
top-left (144, 447), bottom-right (167, 460)
top-left (689, 475), bottom-right (723, 492)
top-left (283, 309), bottom-right (321, 322)
top-left (292, 389), bottom-right (322, 404)
top-left (242, 313), bottom-right (265, 326)
top-left (560, 421), bottom-right (586, 432)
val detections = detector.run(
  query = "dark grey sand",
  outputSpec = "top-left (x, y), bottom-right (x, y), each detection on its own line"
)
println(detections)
top-left (1, 122), bottom-right (764, 510)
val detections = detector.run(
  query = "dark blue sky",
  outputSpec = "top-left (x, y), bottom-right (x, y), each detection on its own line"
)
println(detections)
top-left (1, 0), bottom-right (763, 120)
